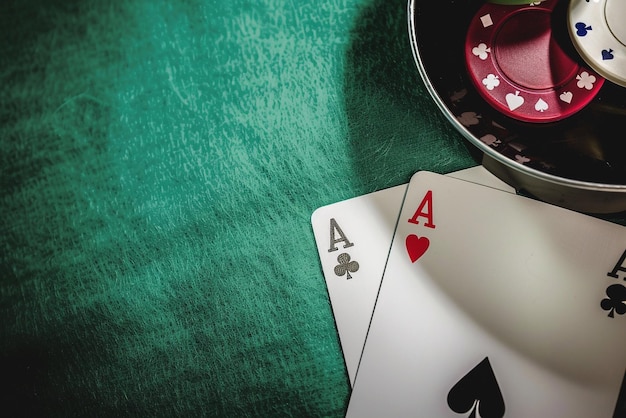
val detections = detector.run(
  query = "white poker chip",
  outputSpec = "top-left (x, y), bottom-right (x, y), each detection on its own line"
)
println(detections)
top-left (568, 0), bottom-right (626, 88)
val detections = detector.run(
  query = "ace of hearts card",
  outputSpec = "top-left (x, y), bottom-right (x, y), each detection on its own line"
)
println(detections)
top-left (346, 171), bottom-right (626, 417)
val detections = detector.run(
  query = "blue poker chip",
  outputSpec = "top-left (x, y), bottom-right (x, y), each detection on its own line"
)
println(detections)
top-left (568, 0), bottom-right (626, 88)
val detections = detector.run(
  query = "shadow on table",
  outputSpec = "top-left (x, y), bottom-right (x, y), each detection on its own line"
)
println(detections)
top-left (343, 0), bottom-right (480, 194)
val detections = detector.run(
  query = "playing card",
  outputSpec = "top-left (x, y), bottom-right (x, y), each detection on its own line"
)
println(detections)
top-left (311, 166), bottom-right (514, 386)
top-left (346, 171), bottom-right (626, 417)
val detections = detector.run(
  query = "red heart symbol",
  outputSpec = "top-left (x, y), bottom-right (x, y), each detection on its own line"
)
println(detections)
top-left (405, 234), bottom-right (429, 263)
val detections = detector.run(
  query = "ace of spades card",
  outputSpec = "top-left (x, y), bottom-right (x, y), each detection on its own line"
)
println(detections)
top-left (346, 171), bottom-right (626, 418)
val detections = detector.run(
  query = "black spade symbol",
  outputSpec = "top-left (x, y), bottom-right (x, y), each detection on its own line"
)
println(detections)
top-left (447, 357), bottom-right (505, 418)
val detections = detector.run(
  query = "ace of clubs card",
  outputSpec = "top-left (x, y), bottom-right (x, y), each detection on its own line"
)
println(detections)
top-left (345, 171), bottom-right (626, 417)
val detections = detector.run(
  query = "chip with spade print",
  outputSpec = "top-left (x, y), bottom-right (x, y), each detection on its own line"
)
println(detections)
top-left (568, 0), bottom-right (626, 88)
top-left (465, 0), bottom-right (604, 123)
top-left (346, 171), bottom-right (626, 417)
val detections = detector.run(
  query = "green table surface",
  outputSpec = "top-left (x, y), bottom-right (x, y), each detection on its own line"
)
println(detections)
top-left (3, 0), bottom-right (618, 417)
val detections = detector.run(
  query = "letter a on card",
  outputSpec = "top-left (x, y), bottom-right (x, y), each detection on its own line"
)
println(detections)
top-left (408, 190), bottom-right (436, 229)
top-left (328, 218), bottom-right (354, 252)
top-left (607, 249), bottom-right (626, 279)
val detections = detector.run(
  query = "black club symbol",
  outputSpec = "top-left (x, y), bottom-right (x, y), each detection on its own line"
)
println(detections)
top-left (600, 284), bottom-right (626, 318)
top-left (334, 253), bottom-right (359, 280)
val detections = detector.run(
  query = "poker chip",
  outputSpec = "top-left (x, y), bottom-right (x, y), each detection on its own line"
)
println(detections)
top-left (465, 0), bottom-right (605, 123)
top-left (568, 0), bottom-right (626, 88)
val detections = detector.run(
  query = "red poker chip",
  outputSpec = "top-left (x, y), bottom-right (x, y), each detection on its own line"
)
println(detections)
top-left (465, 0), bottom-right (605, 123)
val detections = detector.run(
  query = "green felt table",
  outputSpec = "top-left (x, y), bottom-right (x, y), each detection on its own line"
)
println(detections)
top-left (3, 0), bottom-right (618, 417)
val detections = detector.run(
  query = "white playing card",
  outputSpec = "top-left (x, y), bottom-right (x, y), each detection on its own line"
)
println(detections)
top-left (311, 166), bottom-right (514, 386)
top-left (346, 171), bottom-right (626, 417)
